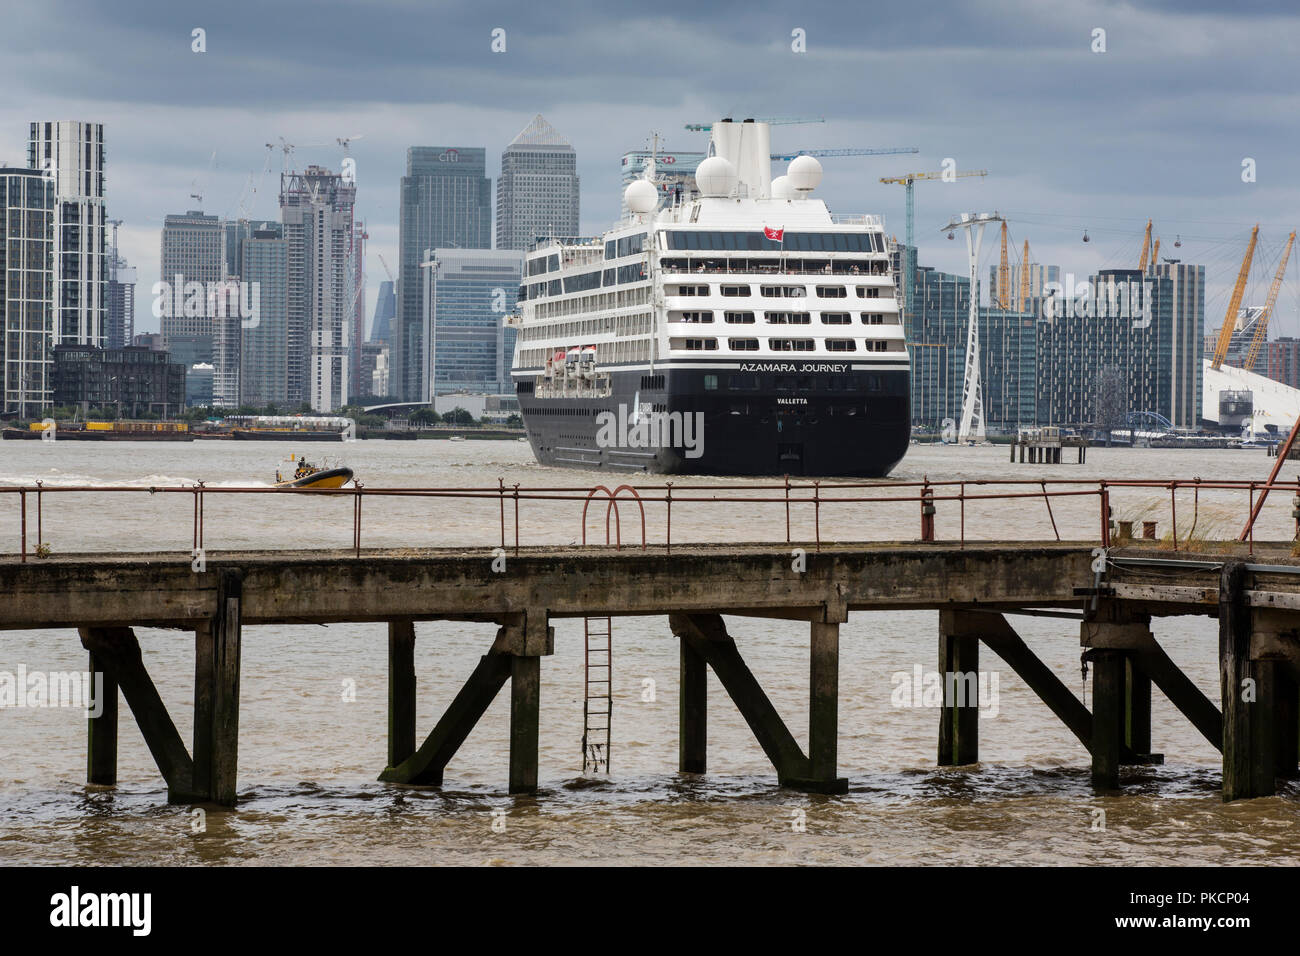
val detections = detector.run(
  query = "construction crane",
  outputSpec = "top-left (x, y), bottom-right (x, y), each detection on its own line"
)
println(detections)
top-left (879, 169), bottom-right (989, 252)
top-left (1243, 230), bottom-right (1296, 372)
top-left (879, 169), bottom-right (988, 326)
top-left (998, 222), bottom-right (1010, 309)
top-left (1019, 240), bottom-right (1031, 310)
top-left (376, 252), bottom-right (395, 284)
top-left (770, 147), bottom-right (918, 161)
top-left (337, 134), bottom-right (363, 155)
top-left (1210, 224), bottom-right (1260, 371)
top-left (684, 116), bottom-right (824, 132)
top-left (265, 137), bottom-right (330, 176)
top-left (1138, 219), bottom-right (1153, 270)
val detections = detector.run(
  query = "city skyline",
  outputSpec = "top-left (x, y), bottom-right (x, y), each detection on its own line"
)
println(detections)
top-left (4, 0), bottom-right (1297, 342)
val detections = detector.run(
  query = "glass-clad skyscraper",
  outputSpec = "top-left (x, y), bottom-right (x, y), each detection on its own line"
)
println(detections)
top-left (422, 248), bottom-right (522, 396)
top-left (496, 115), bottom-right (579, 251)
top-left (395, 147), bottom-right (491, 402)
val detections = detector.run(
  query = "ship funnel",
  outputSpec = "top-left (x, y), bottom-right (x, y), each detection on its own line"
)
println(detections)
top-left (708, 119), bottom-right (771, 198)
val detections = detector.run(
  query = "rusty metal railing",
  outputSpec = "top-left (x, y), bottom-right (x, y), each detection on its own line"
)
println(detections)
top-left (3, 477), bottom-right (1299, 563)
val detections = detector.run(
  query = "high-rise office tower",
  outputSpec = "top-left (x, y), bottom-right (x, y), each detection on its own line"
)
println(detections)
top-left (104, 223), bottom-right (136, 350)
top-left (422, 248), bottom-right (522, 396)
top-left (369, 280), bottom-right (395, 343)
top-left (280, 165), bottom-right (356, 412)
top-left (159, 210), bottom-right (225, 368)
top-left (1149, 261), bottom-right (1204, 428)
top-left (351, 220), bottom-right (366, 398)
top-left (395, 147), bottom-right (491, 402)
top-left (238, 223), bottom-right (288, 408)
top-left (620, 148), bottom-right (704, 215)
top-left (0, 167), bottom-right (55, 416)
top-left (28, 121), bottom-right (106, 349)
top-left (496, 115), bottom-right (579, 251)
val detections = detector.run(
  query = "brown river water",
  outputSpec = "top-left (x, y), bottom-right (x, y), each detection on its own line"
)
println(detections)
top-left (1, 439), bottom-right (1298, 865)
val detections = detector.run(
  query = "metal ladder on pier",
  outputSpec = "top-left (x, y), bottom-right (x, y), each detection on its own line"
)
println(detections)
top-left (582, 615), bottom-right (612, 773)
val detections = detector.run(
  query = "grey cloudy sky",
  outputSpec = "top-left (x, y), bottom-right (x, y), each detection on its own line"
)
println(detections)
top-left (3, 0), bottom-right (1298, 334)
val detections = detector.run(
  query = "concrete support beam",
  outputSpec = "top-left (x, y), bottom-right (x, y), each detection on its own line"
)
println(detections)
top-left (192, 570), bottom-right (243, 806)
top-left (78, 625), bottom-right (193, 801)
top-left (669, 612), bottom-right (817, 789)
top-left (969, 611), bottom-right (1093, 752)
top-left (1079, 614), bottom-right (1166, 765)
top-left (679, 634), bottom-right (707, 774)
top-left (86, 649), bottom-right (118, 786)
top-left (379, 649), bottom-right (511, 786)
top-left (938, 610), bottom-right (980, 766)
top-left (1085, 616), bottom-right (1221, 752)
top-left (387, 620), bottom-right (417, 768)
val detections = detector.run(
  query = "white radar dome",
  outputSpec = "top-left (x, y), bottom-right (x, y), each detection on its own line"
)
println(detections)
top-left (770, 175), bottom-right (795, 200)
top-left (695, 156), bottom-right (738, 198)
top-left (624, 179), bottom-right (659, 214)
top-left (786, 154), bottom-right (823, 194)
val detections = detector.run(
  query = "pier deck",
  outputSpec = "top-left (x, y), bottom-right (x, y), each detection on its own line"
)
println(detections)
top-left (3, 539), bottom-right (1299, 805)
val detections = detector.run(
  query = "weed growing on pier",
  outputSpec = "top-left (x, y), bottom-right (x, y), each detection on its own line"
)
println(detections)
top-left (34, 542), bottom-right (51, 559)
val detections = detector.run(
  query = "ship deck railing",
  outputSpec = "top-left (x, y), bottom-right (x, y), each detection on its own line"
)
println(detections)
top-left (660, 261), bottom-right (890, 277)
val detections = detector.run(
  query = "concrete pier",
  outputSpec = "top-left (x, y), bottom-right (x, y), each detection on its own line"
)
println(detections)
top-left (4, 542), bottom-right (1300, 805)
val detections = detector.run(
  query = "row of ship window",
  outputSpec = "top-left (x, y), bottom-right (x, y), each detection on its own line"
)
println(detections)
top-left (671, 311), bottom-right (894, 325)
top-left (673, 338), bottom-right (896, 353)
top-left (670, 284), bottom-right (884, 299)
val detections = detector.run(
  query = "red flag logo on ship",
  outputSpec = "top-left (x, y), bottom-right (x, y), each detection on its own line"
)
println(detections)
top-left (764, 226), bottom-right (785, 241)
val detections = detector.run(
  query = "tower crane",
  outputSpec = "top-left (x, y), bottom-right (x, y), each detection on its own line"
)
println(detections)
top-left (684, 116), bottom-right (824, 132)
top-left (1243, 230), bottom-right (1296, 372)
top-left (1019, 240), bottom-right (1031, 310)
top-left (1210, 225), bottom-right (1259, 371)
top-left (880, 169), bottom-right (988, 325)
top-left (998, 221), bottom-right (1010, 309)
top-left (770, 147), bottom-right (918, 161)
top-left (879, 169), bottom-right (989, 252)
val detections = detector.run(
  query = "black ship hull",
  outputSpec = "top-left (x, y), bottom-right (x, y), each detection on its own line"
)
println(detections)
top-left (516, 360), bottom-right (909, 477)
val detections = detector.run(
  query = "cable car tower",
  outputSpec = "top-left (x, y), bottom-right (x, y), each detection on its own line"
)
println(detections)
top-left (939, 212), bottom-right (1003, 443)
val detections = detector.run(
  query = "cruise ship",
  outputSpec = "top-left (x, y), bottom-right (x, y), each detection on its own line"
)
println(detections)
top-left (510, 118), bottom-right (910, 476)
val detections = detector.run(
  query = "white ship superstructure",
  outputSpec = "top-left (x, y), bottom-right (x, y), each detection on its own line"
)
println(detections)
top-left (511, 118), bottom-right (911, 476)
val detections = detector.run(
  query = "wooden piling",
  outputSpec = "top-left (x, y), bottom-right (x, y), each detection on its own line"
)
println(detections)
top-left (938, 610), bottom-right (979, 766)
top-left (1090, 649), bottom-right (1126, 789)
top-left (387, 620), bottom-right (417, 768)
top-left (193, 569), bottom-right (243, 806)
top-left (1219, 561), bottom-right (1271, 801)
top-left (1125, 658), bottom-right (1152, 759)
top-left (79, 625), bottom-right (193, 802)
top-left (378, 649), bottom-right (511, 786)
top-left (86, 650), bottom-right (118, 786)
top-left (669, 613), bottom-right (823, 789)
top-left (808, 620), bottom-right (841, 785)
top-left (679, 635), bottom-right (708, 774)
top-left (973, 612), bottom-right (1093, 752)
top-left (509, 655), bottom-right (541, 795)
